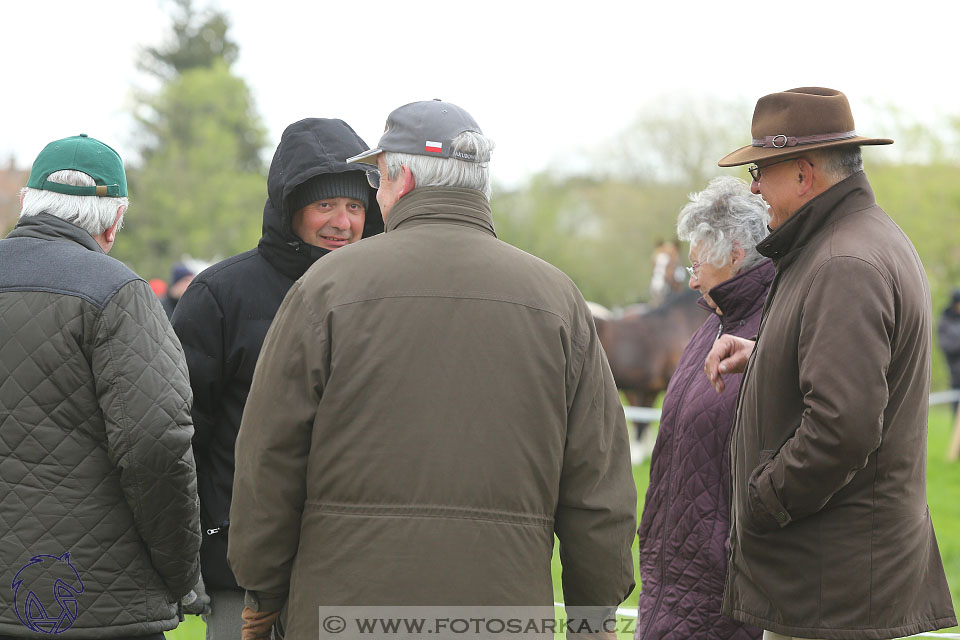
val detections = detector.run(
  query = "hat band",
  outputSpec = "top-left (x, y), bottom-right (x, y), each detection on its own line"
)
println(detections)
top-left (752, 130), bottom-right (858, 149)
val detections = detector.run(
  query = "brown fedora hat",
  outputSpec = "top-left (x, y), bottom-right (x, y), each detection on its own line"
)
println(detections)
top-left (718, 87), bottom-right (893, 167)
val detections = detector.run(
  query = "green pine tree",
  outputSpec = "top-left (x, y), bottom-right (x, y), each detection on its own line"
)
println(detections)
top-left (115, 0), bottom-right (268, 278)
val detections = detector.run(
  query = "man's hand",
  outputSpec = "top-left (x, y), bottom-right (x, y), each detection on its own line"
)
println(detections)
top-left (180, 574), bottom-right (211, 615)
top-left (241, 607), bottom-right (280, 640)
top-left (704, 335), bottom-right (755, 393)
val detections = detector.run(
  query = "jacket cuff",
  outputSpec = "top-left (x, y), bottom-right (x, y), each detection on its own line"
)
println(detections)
top-left (746, 456), bottom-right (792, 533)
top-left (244, 590), bottom-right (286, 613)
top-left (165, 558), bottom-right (202, 602)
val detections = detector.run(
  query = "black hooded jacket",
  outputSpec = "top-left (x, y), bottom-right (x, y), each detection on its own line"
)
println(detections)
top-left (171, 119), bottom-right (383, 589)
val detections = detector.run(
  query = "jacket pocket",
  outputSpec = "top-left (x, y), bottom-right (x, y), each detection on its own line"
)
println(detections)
top-left (746, 449), bottom-right (789, 533)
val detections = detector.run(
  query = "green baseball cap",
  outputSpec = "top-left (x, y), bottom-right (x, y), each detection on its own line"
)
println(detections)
top-left (26, 133), bottom-right (127, 197)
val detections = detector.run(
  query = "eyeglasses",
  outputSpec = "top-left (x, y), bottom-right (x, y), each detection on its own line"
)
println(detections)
top-left (747, 157), bottom-right (812, 182)
top-left (685, 262), bottom-right (701, 279)
top-left (364, 169), bottom-right (381, 189)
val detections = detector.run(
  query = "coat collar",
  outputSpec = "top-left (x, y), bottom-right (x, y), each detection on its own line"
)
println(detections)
top-left (703, 258), bottom-right (775, 322)
top-left (385, 187), bottom-right (496, 237)
top-left (756, 171), bottom-right (876, 269)
top-left (8, 212), bottom-right (105, 254)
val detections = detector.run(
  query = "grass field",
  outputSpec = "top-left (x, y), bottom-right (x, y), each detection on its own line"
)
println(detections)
top-left (166, 405), bottom-right (960, 639)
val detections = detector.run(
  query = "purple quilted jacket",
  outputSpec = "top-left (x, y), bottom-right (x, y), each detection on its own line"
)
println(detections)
top-left (635, 259), bottom-right (773, 640)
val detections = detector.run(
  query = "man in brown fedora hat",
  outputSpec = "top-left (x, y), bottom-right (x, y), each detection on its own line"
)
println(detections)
top-left (704, 88), bottom-right (956, 640)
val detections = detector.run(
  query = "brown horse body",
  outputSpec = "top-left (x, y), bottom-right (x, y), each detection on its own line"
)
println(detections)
top-left (593, 289), bottom-right (709, 428)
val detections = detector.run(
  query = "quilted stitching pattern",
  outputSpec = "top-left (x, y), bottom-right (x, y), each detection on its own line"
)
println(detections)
top-left (635, 261), bottom-right (773, 640)
top-left (1, 256), bottom-right (200, 636)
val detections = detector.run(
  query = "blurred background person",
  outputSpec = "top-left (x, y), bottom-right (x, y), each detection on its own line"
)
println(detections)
top-left (162, 261), bottom-right (196, 319)
top-left (636, 176), bottom-right (770, 640)
top-left (937, 288), bottom-right (960, 418)
top-left (170, 118), bottom-right (382, 640)
top-left (149, 277), bottom-right (168, 298)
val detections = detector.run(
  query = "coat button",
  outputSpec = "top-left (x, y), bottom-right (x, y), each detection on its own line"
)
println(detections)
top-left (777, 512), bottom-right (786, 521)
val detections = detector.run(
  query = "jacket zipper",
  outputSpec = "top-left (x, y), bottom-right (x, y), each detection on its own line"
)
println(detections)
top-left (206, 520), bottom-right (230, 535)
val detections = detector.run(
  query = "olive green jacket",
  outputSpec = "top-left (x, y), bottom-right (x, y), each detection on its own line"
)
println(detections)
top-left (229, 187), bottom-right (636, 639)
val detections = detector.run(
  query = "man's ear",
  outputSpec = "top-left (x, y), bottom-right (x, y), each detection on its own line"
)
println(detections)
top-left (398, 165), bottom-right (416, 198)
top-left (796, 158), bottom-right (817, 197)
top-left (103, 205), bottom-right (126, 244)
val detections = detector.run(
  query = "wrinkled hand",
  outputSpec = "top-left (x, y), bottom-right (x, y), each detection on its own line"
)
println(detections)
top-left (241, 607), bottom-right (280, 640)
top-left (703, 334), bottom-right (755, 393)
top-left (180, 574), bottom-right (211, 615)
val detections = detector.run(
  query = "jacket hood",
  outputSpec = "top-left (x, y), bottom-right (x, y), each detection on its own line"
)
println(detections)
top-left (258, 118), bottom-right (384, 280)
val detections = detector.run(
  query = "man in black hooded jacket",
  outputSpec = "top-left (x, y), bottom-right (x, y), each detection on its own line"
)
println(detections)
top-left (170, 118), bottom-right (383, 640)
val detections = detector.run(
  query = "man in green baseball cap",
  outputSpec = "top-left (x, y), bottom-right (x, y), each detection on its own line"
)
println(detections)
top-left (0, 134), bottom-right (202, 639)
top-left (20, 133), bottom-right (128, 250)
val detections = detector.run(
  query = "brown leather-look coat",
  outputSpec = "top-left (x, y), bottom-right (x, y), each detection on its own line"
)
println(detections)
top-left (723, 172), bottom-right (956, 639)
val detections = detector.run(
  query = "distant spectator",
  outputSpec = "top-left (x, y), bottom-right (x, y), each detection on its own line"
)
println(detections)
top-left (162, 262), bottom-right (195, 319)
top-left (937, 288), bottom-right (960, 417)
top-left (149, 277), bottom-right (168, 298)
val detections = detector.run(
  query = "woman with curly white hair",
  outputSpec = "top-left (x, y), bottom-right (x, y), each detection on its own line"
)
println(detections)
top-left (636, 176), bottom-right (773, 639)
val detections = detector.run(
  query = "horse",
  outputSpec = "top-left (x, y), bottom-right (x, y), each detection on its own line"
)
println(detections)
top-left (592, 289), bottom-right (710, 458)
top-left (649, 239), bottom-right (689, 307)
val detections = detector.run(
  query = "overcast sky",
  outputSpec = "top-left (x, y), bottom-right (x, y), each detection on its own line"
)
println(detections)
top-left (3, 0), bottom-right (958, 187)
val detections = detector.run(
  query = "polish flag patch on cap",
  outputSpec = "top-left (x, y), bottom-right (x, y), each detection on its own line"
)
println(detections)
top-left (425, 140), bottom-right (443, 153)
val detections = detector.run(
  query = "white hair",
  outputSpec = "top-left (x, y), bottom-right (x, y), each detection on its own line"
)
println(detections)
top-left (677, 175), bottom-right (769, 271)
top-left (20, 170), bottom-right (127, 236)
top-left (383, 130), bottom-right (495, 199)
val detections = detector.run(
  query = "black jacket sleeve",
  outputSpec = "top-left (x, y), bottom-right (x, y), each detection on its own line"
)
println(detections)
top-left (172, 280), bottom-right (226, 449)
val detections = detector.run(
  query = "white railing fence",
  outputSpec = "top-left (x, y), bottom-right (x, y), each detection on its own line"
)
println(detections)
top-left (623, 389), bottom-right (960, 461)
top-left (624, 389), bottom-right (960, 425)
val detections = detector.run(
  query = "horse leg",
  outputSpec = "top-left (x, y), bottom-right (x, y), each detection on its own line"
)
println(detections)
top-left (623, 390), bottom-right (646, 442)
top-left (638, 390), bottom-right (660, 446)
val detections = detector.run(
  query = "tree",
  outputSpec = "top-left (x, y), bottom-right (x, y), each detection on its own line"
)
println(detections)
top-left (598, 93), bottom-right (752, 187)
top-left (138, 0), bottom-right (238, 80)
top-left (493, 174), bottom-right (689, 306)
top-left (492, 94), bottom-right (752, 307)
top-left (115, 2), bottom-right (268, 278)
